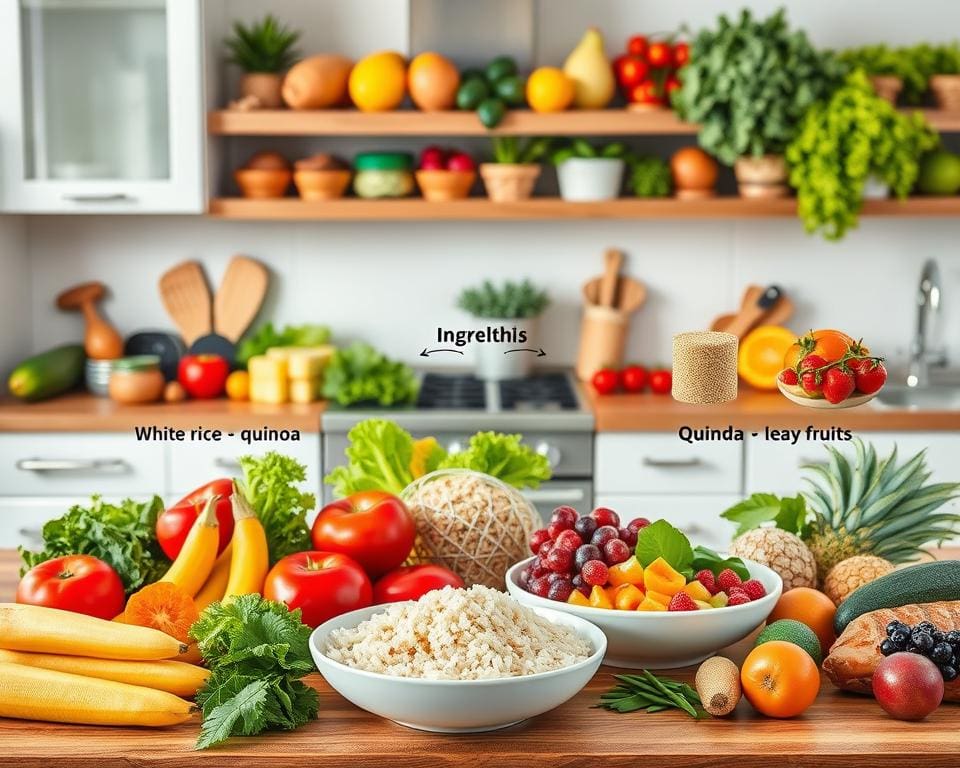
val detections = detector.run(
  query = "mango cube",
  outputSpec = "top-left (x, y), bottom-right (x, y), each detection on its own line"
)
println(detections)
top-left (645, 590), bottom-right (673, 607)
top-left (681, 580), bottom-right (713, 603)
top-left (694, 600), bottom-right (714, 610)
top-left (643, 557), bottom-right (686, 596)
top-left (608, 555), bottom-right (645, 588)
top-left (567, 589), bottom-right (591, 607)
top-left (613, 583), bottom-right (645, 611)
top-left (637, 597), bottom-right (667, 612)
top-left (589, 585), bottom-right (613, 609)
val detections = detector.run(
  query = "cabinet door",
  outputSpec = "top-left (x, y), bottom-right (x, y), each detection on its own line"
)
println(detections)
top-left (0, 0), bottom-right (203, 213)
top-left (594, 494), bottom-right (739, 551)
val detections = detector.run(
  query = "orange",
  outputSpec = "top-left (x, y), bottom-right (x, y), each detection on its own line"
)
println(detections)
top-left (741, 640), bottom-right (820, 718)
top-left (738, 325), bottom-right (796, 390)
top-left (768, 587), bottom-right (837, 656)
top-left (526, 66), bottom-right (575, 113)
top-left (407, 52), bottom-right (459, 111)
top-left (123, 582), bottom-right (199, 644)
top-left (784, 329), bottom-right (857, 370)
top-left (349, 51), bottom-right (407, 112)
top-left (225, 370), bottom-right (249, 401)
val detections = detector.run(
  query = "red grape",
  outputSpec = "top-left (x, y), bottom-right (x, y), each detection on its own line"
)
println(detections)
top-left (551, 506), bottom-right (579, 527)
top-left (604, 539), bottom-right (631, 565)
top-left (574, 543), bottom-right (602, 571)
top-left (528, 576), bottom-right (551, 597)
top-left (591, 525), bottom-right (619, 548)
top-left (548, 520), bottom-right (572, 539)
top-left (618, 527), bottom-right (638, 547)
top-left (545, 546), bottom-right (574, 573)
top-left (547, 578), bottom-right (574, 602)
top-left (628, 517), bottom-right (651, 533)
top-left (574, 516), bottom-right (598, 539)
top-left (591, 507), bottom-right (621, 528)
top-left (529, 528), bottom-right (551, 554)
top-left (554, 529), bottom-right (583, 552)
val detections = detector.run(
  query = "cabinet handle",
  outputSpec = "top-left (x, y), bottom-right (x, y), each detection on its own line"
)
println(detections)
top-left (213, 458), bottom-right (242, 471)
top-left (642, 457), bottom-right (703, 469)
top-left (62, 193), bottom-right (136, 203)
top-left (521, 488), bottom-right (585, 504)
top-left (16, 458), bottom-right (128, 472)
top-left (18, 527), bottom-right (42, 539)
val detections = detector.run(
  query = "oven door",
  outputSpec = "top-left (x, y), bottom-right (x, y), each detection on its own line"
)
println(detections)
top-left (521, 480), bottom-right (593, 523)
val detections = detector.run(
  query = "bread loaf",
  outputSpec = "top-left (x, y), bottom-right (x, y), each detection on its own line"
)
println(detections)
top-left (823, 601), bottom-right (960, 702)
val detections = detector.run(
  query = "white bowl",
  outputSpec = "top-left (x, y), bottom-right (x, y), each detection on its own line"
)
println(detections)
top-left (506, 557), bottom-right (782, 669)
top-left (310, 602), bottom-right (606, 733)
top-left (777, 376), bottom-right (877, 409)
top-left (556, 158), bottom-right (625, 201)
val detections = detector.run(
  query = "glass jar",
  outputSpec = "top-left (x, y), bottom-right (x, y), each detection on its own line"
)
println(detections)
top-left (108, 355), bottom-right (165, 405)
top-left (353, 152), bottom-right (415, 198)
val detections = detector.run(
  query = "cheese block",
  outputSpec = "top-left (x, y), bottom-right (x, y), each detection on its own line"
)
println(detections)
top-left (290, 377), bottom-right (323, 404)
top-left (266, 345), bottom-right (333, 380)
top-left (248, 355), bottom-right (289, 404)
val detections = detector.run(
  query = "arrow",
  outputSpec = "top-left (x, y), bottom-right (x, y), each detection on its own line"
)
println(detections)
top-left (504, 348), bottom-right (546, 357)
top-left (420, 348), bottom-right (465, 357)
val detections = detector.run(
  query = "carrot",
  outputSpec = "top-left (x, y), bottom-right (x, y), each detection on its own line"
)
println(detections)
top-left (160, 495), bottom-right (220, 597)
top-left (223, 482), bottom-right (269, 599)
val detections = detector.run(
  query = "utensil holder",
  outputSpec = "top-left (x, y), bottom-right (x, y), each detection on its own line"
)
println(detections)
top-left (576, 304), bottom-right (629, 381)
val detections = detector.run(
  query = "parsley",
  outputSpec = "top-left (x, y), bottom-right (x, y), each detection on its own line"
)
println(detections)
top-left (190, 594), bottom-right (319, 750)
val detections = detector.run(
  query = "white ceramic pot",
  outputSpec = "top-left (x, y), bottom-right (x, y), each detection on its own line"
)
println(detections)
top-left (474, 316), bottom-right (538, 381)
top-left (556, 158), bottom-right (625, 201)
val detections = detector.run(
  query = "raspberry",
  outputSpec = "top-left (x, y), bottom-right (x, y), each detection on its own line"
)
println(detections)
top-left (718, 568), bottom-right (743, 593)
top-left (741, 579), bottom-right (767, 600)
top-left (668, 592), bottom-right (698, 611)
top-left (695, 569), bottom-right (719, 595)
top-left (529, 528), bottom-right (551, 555)
top-left (553, 529), bottom-right (583, 552)
top-left (544, 546), bottom-right (574, 573)
top-left (591, 507), bottom-right (621, 528)
top-left (727, 591), bottom-right (752, 606)
top-left (580, 560), bottom-right (609, 587)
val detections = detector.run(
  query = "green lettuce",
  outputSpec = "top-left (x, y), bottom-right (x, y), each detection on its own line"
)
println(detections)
top-left (236, 322), bottom-right (331, 366)
top-left (321, 342), bottom-right (418, 407)
top-left (438, 432), bottom-right (551, 489)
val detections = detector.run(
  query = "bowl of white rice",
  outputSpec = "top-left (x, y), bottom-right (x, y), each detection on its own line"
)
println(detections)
top-left (310, 585), bottom-right (606, 733)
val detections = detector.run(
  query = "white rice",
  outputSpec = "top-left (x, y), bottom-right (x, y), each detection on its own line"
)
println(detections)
top-left (323, 585), bottom-right (592, 680)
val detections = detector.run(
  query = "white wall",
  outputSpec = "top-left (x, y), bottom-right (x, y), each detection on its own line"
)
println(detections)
top-left (0, 215), bottom-right (30, 376)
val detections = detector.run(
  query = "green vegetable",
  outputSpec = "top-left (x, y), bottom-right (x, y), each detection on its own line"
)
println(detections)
top-left (438, 432), bottom-right (551, 489)
top-left (673, 8), bottom-right (845, 164)
top-left (236, 323), bottom-right (331, 366)
top-left (477, 97), bottom-right (507, 129)
top-left (494, 75), bottom-right (526, 106)
top-left (8, 344), bottom-right (85, 402)
top-left (635, 520), bottom-right (747, 580)
top-left (839, 42), bottom-right (960, 103)
top-left (321, 342), bottom-right (418, 407)
top-left (224, 13), bottom-right (300, 73)
top-left (628, 155), bottom-right (672, 198)
top-left (20, 496), bottom-right (167, 595)
top-left (324, 419), bottom-right (423, 497)
top-left (490, 137), bottom-right (552, 165)
top-left (599, 671), bottom-right (706, 718)
top-left (721, 493), bottom-right (810, 538)
top-left (787, 71), bottom-right (939, 240)
top-left (457, 279), bottom-right (550, 319)
top-left (484, 55), bottom-right (518, 84)
top-left (190, 595), bottom-right (319, 750)
top-left (551, 139), bottom-right (629, 165)
top-left (456, 78), bottom-right (490, 110)
top-left (237, 452), bottom-right (314, 564)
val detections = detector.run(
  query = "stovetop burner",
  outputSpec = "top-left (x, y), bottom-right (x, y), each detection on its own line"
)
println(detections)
top-left (416, 372), bottom-right (578, 412)
top-left (416, 373), bottom-right (486, 410)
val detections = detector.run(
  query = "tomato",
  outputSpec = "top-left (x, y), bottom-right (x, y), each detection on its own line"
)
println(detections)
top-left (591, 368), bottom-right (620, 395)
top-left (672, 41), bottom-right (691, 67)
top-left (373, 565), bottom-right (464, 604)
top-left (783, 330), bottom-right (856, 370)
top-left (627, 35), bottom-right (649, 58)
top-left (621, 365), bottom-right (648, 393)
top-left (664, 75), bottom-right (682, 97)
top-left (263, 551), bottom-right (372, 628)
top-left (311, 491), bottom-right (415, 578)
top-left (614, 55), bottom-right (649, 89)
top-left (17, 555), bottom-right (125, 620)
top-left (649, 369), bottom-right (672, 395)
top-left (177, 354), bottom-right (229, 399)
top-left (629, 80), bottom-right (664, 106)
top-left (646, 41), bottom-right (672, 68)
top-left (157, 478), bottom-right (234, 559)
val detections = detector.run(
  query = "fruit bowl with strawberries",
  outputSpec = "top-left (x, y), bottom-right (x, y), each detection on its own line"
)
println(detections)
top-left (505, 507), bottom-right (782, 668)
top-left (776, 329), bottom-right (887, 409)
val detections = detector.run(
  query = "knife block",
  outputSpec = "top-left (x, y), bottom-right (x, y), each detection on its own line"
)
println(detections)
top-left (576, 304), bottom-right (629, 381)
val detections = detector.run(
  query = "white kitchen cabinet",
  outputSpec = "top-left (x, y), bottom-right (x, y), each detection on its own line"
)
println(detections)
top-left (0, 0), bottom-right (204, 213)
top-left (594, 494), bottom-right (739, 551)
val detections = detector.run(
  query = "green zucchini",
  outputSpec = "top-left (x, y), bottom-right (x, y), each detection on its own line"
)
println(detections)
top-left (834, 560), bottom-right (960, 634)
top-left (8, 344), bottom-right (85, 402)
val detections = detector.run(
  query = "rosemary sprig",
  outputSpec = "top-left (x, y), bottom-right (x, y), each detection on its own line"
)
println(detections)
top-left (598, 670), bottom-right (707, 719)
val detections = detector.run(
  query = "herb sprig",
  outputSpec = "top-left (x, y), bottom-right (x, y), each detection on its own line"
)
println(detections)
top-left (599, 671), bottom-right (706, 718)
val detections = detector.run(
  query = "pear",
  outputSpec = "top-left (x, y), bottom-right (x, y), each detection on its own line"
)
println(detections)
top-left (563, 28), bottom-right (616, 109)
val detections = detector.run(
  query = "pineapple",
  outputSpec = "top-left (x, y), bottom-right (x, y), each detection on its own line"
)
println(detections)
top-left (823, 555), bottom-right (894, 605)
top-left (802, 440), bottom-right (960, 577)
top-left (728, 528), bottom-right (817, 591)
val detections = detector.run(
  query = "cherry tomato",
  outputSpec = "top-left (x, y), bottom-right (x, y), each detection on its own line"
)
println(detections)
top-left (673, 41), bottom-right (691, 67)
top-left (157, 478), bottom-right (234, 559)
top-left (177, 354), bottom-right (229, 399)
top-left (17, 555), bottom-right (125, 620)
top-left (646, 41), bottom-right (673, 68)
top-left (373, 565), bottom-right (464, 604)
top-left (630, 80), bottom-right (664, 106)
top-left (311, 491), bottom-right (416, 578)
top-left (264, 551), bottom-right (372, 628)
top-left (665, 76), bottom-right (682, 97)
top-left (649, 369), bottom-right (673, 395)
top-left (591, 368), bottom-right (620, 395)
top-left (621, 365), bottom-right (648, 393)
top-left (614, 55), bottom-right (649, 89)
top-left (627, 35), bottom-right (649, 58)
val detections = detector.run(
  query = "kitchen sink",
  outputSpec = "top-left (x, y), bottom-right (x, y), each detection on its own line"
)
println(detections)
top-left (874, 385), bottom-right (960, 410)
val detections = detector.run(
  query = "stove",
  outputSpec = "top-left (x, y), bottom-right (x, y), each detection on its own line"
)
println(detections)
top-left (417, 372), bottom-right (579, 412)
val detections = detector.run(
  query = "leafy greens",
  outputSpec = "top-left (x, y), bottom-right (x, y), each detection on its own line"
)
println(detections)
top-left (236, 323), bottom-right (331, 366)
top-left (634, 519), bottom-right (749, 581)
top-left (321, 342), bottom-right (418, 407)
top-left (437, 431), bottom-right (551, 489)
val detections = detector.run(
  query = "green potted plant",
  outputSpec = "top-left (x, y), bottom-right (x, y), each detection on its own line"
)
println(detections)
top-left (225, 14), bottom-right (301, 108)
top-left (929, 42), bottom-right (960, 110)
top-left (479, 138), bottom-right (552, 202)
top-left (839, 45), bottom-right (907, 104)
top-left (787, 71), bottom-right (938, 241)
top-left (552, 140), bottom-right (630, 201)
top-left (673, 8), bottom-right (845, 198)
top-left (628, 155), bottom-right (673, 198)
top-left (457, 279), bottom-right (550, 380)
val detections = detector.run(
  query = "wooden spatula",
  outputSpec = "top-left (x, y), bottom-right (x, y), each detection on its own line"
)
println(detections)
top-left (158, 261), bottom-right (212, 347)
top-left (711, 285), bottom-right (794, 338)
top-left (213, 256), bottom-right (269, 342)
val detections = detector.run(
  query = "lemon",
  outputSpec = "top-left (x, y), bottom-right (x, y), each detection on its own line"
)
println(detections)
top-left (349, 51), bottom-right (407, 112)
top-left (525, 66), bottom-right (575, 113)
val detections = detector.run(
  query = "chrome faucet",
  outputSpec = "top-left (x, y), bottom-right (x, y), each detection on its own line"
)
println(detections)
top-left (907, 259), bottom-right (946, 388)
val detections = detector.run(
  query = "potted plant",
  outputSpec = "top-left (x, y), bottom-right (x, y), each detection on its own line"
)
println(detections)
top-left (552, 140), bottom-right (629, 201)
top-left (628, 154), bottom-right (673, 198)
top-left (457, 280), bottom-right (550, 380)
top-left (673, 8), bottom-right (845, 198)
top-left (839, 44), bottom-right (937, 105)
top-left (225, 14), bottom-right (301, 109)
top-left (929, 43), bottom-right (960, 110)
top-left (787, 71), bottom-right (938, 241)
top-left (479, 138), bottom-right (551, 202)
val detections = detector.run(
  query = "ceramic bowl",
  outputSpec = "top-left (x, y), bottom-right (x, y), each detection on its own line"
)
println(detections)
top-left (415, 169), bottom-right (476, 201)
top-left (293, 169), bottom-right (352, 200)
top-left (505, 557), bottom-right (782, 669)
top-left (310, 602), bottom-right (605, 733)
top-left (556, 158), bottom-right (625, 202)
top-left (234, 168), bottom-right (292, 198)
top-left (777, 375), bottom-right (877, 409)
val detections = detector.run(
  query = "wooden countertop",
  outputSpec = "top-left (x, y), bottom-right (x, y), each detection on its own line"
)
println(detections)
top-left (0, 548), bottom-right (958, 768)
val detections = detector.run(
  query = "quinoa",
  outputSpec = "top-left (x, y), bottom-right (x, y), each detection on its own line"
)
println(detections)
top-left (323, 585), bottom-right (592, 680)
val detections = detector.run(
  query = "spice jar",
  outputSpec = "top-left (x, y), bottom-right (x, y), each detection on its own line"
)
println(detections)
top-left (108, 356), bottom-right (165, 405)
top-left (353, 152), bottom-right (415, 198)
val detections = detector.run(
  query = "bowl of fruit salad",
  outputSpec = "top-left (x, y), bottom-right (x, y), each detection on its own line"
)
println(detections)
top-left (505, 507), bottom-right (783, 669)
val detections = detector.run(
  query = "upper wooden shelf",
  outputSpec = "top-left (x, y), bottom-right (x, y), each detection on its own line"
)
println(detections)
top-left (207, 108), bottom-right (960, 137)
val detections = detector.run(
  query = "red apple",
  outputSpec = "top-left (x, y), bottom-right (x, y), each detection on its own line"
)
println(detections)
top-left (446, 152), bottom-right (475, 172)
top-left (872, 653), bottom-right (944, 721)
top-left (419, 145), bottom-right (446, 170)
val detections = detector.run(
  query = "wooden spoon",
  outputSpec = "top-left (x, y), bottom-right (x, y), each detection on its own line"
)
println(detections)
top-left (158, 261), bottom-right (212, 346)
top-left (617, 277), bottom-right (647, 314)
top-left (599, 249), bottom-right (623, 307)
top-left (213, 256), bottom-right (269, 342)
top-left (711, 285), bottom-right (794, 338)
top-left (56, 281), bottom-right (124, 360)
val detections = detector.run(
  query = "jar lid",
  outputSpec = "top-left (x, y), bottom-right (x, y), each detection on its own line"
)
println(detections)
top-left (112, 355), bottom-right (161, 372)
top-left (354, 152), bottom-right (414, 171)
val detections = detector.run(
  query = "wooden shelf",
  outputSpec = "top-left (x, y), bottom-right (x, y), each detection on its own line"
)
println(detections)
top-left (207, 108), bottom-right (960, 136)
top-left (208, 196), bottom-right (960, 221)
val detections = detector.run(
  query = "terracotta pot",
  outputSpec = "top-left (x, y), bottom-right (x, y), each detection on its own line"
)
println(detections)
top-left (235, 168), bottom-right (292, 198)
top-left (479, 163), bottom-right (541, 202)
top-left (930, 75), bottom-right (960, 111)
top-left (415, 170), bottom-right (476, 201)
top-left (293, 169), bottom-right (352, 200)
top-left (734, 154), bottom-right (789, 198)
top-left (870, 75), bottom-right (903, 105)
top-left (240, 73), bottom-right (284, 109)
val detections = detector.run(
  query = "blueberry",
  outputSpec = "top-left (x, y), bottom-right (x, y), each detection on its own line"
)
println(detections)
top-left (890, 628), bottom-right (910, 648)
top-left (932, 630), bottom-right (946, 644)
top-left (911, 630), bottom-right (935, 652)
top-left (887, 620), bottom-right (910, 637)
top-left (916, 621), bottom-right (937, 635)
top-left (931, 642), bottom-right (954, 664)
top-left (946, 630), bottom-right (960, 645)
top-left (880, 639), bottom-right (898, 656)
top-left (942, 665), bottom-right (958, 683)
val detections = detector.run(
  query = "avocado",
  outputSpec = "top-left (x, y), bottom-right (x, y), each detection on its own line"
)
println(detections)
top-left (477, 97), bottom-right (506, 129)
top-left (494, 75), bottom-right (526, 107)
top-left (755, 619), bottom-right (823, 664)
top-left (484, 55), bottom-right (518, 84)
top-left (456, 77), bottom-right (489, 111)
top-left (8, 344), bottom-right (85, 402)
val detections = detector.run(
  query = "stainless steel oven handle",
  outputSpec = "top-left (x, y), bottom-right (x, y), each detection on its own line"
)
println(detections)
top-left (62, 193), bottom-right (136, 202)
top-left (521, 488), bottom-right (586, 504)
top-left (16, 458), bottom-right (128, 472)
top-left (642, 457), bottom-right (703, 469)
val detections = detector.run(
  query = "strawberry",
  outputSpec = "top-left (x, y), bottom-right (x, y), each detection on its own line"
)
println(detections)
top-left (727, 591), bottom-right (752, 606)
top-left (580, 560), bottom-right (609, 587)
top-left (822, 366), bottom-right (855, 404)
top-left (778, 368), bottom-right (799, 386)
top-left (849, 357), bottom-right (887, 394)
top-left (668, 592), bottom-right (698, 611)
top-left (799, 354), bottom-right (827, 396)
top-left (717, 568), bottom-right (742, 593)
top-left (740, 579), bottom-right (767, 600)
top-left (695, 569), bottom-right (719, 595)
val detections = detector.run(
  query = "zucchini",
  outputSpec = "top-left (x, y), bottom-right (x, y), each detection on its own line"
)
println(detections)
top-left (8, 344), bottom-right (85, 402)
top-left (834, 560), bottom-right (960, 634)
